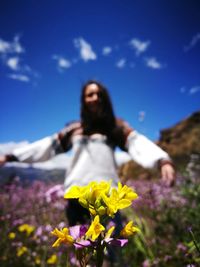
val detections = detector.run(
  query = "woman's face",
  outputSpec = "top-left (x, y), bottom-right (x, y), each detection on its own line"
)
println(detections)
top-left (84, 83), bottom-right (101, 113)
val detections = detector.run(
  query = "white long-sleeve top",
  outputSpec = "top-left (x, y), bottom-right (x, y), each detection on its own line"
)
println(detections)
top-left (10, 120), bottom-right (170, 192)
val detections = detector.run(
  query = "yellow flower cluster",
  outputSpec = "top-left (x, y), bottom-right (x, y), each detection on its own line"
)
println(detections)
top-left (64, 181), bottom-right (138, 217)
top-left (85, 214), bottom-right (140, 241)
top-left (51, 181), bottom-right (140, 248)
top-left (47, 254), bottom-right (58, 264)
top-left (8, 232), bottom-right (16, 239)
top-left (17, 246), bottom-right (28, 257)
top-left (51, 215), bottom-right (139, 247)
top-left (18, 223), bottom-right (35, 236)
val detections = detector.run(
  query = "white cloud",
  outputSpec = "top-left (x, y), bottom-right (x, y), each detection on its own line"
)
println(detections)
top-left (13, 35), bottom-right (24, 53)
top-left (8, 74), bottom-right (30, 82)
top-left (138, 111), bottom-right (146, 122)
top-left (6, 57), bottom-right (20, 70)
top-left (180, 85), bottom-right (200, 95)
top-left (184, 33), bottom-right (200, 52)
top-left (59, 58), bottom-right (71, 68)
top-left (189, 86), bottom-right (200, 95)
top-left (0, 39), bottom-right (11, 53)
top-left (0, 35), bottom-right (39, 84)
top-left (102, 46), bottom-right (112, 55)
top-left (52, 55), bottom-right (71, 71)
top-left (116, 58), bottom-right (126, 68)
top-left (145, 57), bottom-right (163, 69)
top-left (129, 38), bottom-right (150, 56)
top-left (74, 37), bottom-right (97, 62)
top-left (0, 35), bottom-right (24, 55)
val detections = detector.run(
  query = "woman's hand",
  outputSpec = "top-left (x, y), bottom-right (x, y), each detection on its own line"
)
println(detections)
top-left (161, 163), bottom-right (176, 186)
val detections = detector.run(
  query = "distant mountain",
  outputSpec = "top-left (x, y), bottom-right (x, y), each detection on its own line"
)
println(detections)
top-left (119, 110), bottom-right (200, 181)
top-left (0, 154), bottom-right (70, 184)
top-left (157, 110), bottom-right (200, 167)
top-left (0, 141), bottom-right (29, 155)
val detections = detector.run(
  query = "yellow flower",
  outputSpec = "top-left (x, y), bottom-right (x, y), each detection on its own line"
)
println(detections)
top-left (65, 181), bottom-right (110, 201)
top-left (89, 206), bottom-right (97, 216)
top-left (105, 226), bottom-right (115, 239)
top-left (18, 224), bottom-right (35, 236)
top-left (17, 246), bottom-right (28, 257)
top-left (102, 194), bottom-right (117, 216)
top-left (85, 181), bottom-right (111, 216)
top-left (120, 221), bottom-right (140, 237)
top-left (88, 181), bottom-right (111, 203)
top-left (102, 190), bottom-right (129, 217)
top-left (35, 257), bottom-right (41, 265)
top-left (86, 215), bottom-right (105, 241)
top-left (47, 254), bottom-right (58, 264)
top-left (117, 182), bottom-right (138, 202)
top-left (64, 185), bottom-right (88, 199)
top-left (96, 205), bottom-right (106, 216)
top-left (102, 183), bottom-right (138, 217)
top-left (51, 228), bottom-right (74, 247)
top-left (65, 181), bottom-right (111, 216)
top-left (8, 232), bottom-right (16, 239)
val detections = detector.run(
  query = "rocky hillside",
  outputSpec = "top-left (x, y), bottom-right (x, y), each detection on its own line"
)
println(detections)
top-left (119, 110), bottom-right (200, 181)
top-left (157, 111), bottom-right (200, 167)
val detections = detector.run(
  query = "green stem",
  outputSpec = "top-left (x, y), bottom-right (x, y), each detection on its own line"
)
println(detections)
top-left (188, 228), bottom-right (200, 256)
top-left (96, 237), bottom-right (104, 267)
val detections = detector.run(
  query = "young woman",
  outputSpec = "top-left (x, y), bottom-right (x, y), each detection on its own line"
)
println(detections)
top-left (0, 80), bottom-right (175, 225)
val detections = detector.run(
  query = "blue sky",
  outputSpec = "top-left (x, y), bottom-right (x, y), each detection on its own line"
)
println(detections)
top-left (0, 0), bottom-right (200, 143)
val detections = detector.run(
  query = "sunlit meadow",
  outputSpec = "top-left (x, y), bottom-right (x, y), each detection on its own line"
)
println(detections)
top-left (0, 155), bottom-right (200, 266)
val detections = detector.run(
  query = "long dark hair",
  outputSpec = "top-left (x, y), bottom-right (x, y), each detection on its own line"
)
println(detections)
top-left (80, 80), bottom-right (116, 137)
